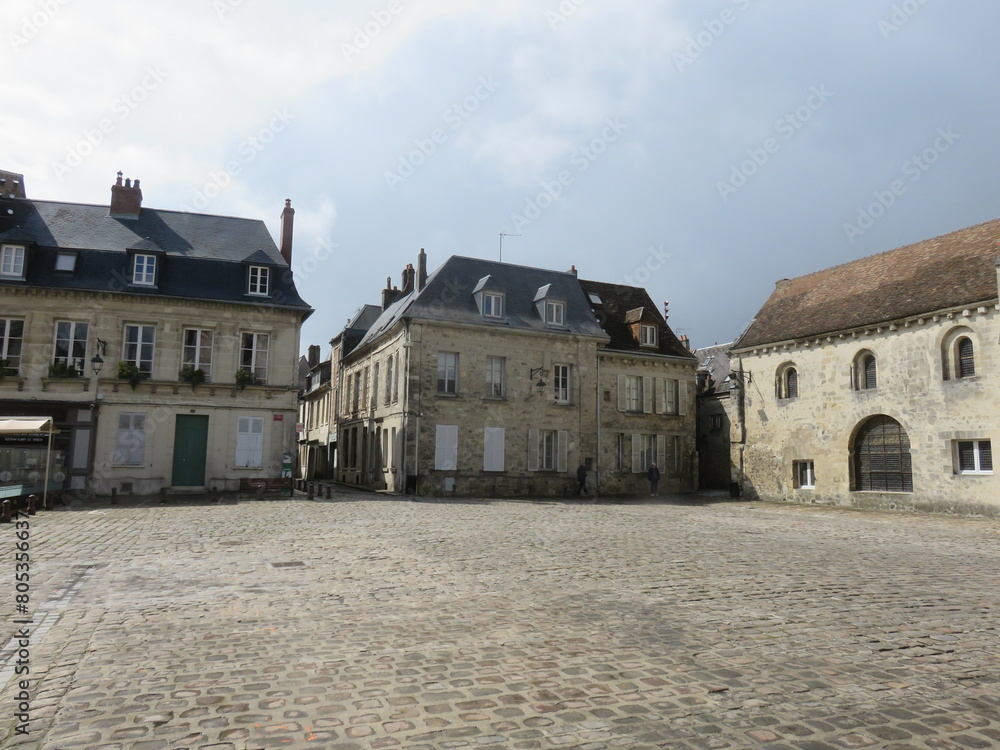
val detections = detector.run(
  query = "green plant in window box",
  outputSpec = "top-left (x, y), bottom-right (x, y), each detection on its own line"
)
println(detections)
top-left (117, 360), bottom-right (143, 390)
top-left (0, 359), bottom-right (12, 378)
top-left (48, 361), bottom-right (80, 378)
top-left (179, 366), bottom-right (206, 390)
top-left (235, 367), bottom-right (256, 389)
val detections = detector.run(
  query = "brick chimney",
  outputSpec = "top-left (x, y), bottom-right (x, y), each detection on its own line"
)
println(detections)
top-left (382, 277), bottom-right (401, 310)
top-left (110, 171), bottom-right (142, 219)
top-left (279, 199), bottom-right (294, 265)
top-left (307, 344), bottom-right (321, 368)
top-left (416, 248), bottom-right (427, 292)
top-left (401, 263), bottom-right (415, 295)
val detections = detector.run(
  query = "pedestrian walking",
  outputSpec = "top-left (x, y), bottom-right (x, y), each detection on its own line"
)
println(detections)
top-left (648, 462), bottom-right (660, 496)
top-left (576, 463), bottom-right (588, 495)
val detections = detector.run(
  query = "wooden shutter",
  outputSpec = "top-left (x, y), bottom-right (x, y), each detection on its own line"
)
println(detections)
top-left (656, 435), bottom-right (666, 471)
top-left (678, 380), bottom-right (688, 415)
top-left (527, 428), bottom-right (539, 471)
top-left (484, 427), bottom-right (505, 472)
top-left (631, 434), bottom-right (642, 473)
top-left (434, 424), bottom-right (458, 470)
top-left (236, 416), bottom-right (263, 468)
top-left (642, 376), bottom-right (653, 414)
top-left (557, 430), bottom-right (568, 473)
top-left (617, 375), bottom-right (627, 411)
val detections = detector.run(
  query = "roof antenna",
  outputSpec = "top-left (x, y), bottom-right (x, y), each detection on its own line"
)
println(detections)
top-left (499, 232), bottom-right (521, 262)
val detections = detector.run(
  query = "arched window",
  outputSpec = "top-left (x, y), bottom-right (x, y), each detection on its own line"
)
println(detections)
top-left (853, 351), bottom-right (877, 390)
top-left (942, 328), bottom-right (978, 380)
top-left (853, 415), bottom-right (912, 493)
top-left (776, 364), bottom-right (798, 400)
top-left (957, 337), bottom-right (975, 378)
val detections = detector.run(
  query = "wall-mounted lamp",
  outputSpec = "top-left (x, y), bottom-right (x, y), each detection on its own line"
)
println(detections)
top-left (95, 337), bottom-right (107, 356)
top-left (530, 366), bottom-right (546, 392)
top-left (90, 354), bottom-right (104, 376)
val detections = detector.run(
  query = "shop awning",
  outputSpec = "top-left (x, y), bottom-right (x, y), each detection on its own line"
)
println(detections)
top-left (0, 417), bottom-right (56, 434)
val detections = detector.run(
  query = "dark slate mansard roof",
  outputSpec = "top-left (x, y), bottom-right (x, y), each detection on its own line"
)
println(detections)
top-left (733, 218), bottom-right (1000, 350)
top-left (0, 198), bottom-right (311, 313)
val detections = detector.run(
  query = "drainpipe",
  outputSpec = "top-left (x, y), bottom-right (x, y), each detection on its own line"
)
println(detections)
top-left (595, 349), bottom-right (601, 496)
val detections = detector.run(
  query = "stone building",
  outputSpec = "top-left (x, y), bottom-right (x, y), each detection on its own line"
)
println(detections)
top-left (730, 218), bottom-right (1000, 515)
top-left (0, 172), bottom-right (311, 497)
top-left (330, 251), bottom-right (697, 497)
top-left (694, 342), bottom-right (735, 491)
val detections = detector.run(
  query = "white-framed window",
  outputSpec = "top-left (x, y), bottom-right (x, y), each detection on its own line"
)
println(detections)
top-left (372, 362), bottom-right (380, 407)
top-left (384, 355), bottom-right (393, 405)
top-left (545, 301), bottom-right (565, 326)
top-left (54, 321), bottom-right (89, 373)
top-left (0, 245), bottom-right (25, 278)
top-left (393, 351), bottom-right (401, 403)
top-left (240, 332), bottom-right (269, 383)
top-left (182, 328), bottom-right (213, 381)
top-left (484, 427), bottom-right (505, 472)
top-left (361, 366), bottom-right (370, 408)
top-left (483, 292), bottom-right (504, 319)
top-left (528, 428), bottom-right (568, 472)
top-left (656, 378), bottom-right (687, 416)
top-left (955, 440), bottom-right (993, 475)
top-left (640, 324), bottom-right (658, 347)
top-left (0, 319), bottom-right (24, 374)
top-left (437, 352), bottom-right (458, 394)
top-left (625, 375), bottom-right (642, 412)
top-left (114, 413), bottom-right (146, 466)
top-left (794, 460), bottom-right (816, 489)
top-left (632, 433), bottom-right (666, 473)
top-left (554, 364), bottom-right (571, 403)
top-left (486, 356), bottom-right (505, 398)
top-left (435, 424), bottom-right (459, 470)
top-left (248, 265), bottom-right (270, 296)
top-left (618, 375), bottom-right (654, 413)
top-left (615, 433), bottom-right (625, 471)
top-left (235, 416), bottom-right (264, 468)
top-left (123, 323), bottom-right (155, 375)
top-left (55, 252), bottom-right (77, 272)
top-left (132, 253), bottom-right (157, 286)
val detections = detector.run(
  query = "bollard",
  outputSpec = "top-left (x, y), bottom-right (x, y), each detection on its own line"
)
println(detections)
top-left (111, 487), bottom-right (118, 505)
top-left (44, 492), bottom-right (53, 511)
top-left (256, 486), bottom-right (264, 501)
top-left (307, 482), bottom-right (314, 500)
top-left (27, 494), bottom-right (37, 516)
top-left (160, 488), bottom-right (167, 504)
top-left (0, 499), bottom-right (11, 523)
top-left (326, 485), bottom-right (332, 500)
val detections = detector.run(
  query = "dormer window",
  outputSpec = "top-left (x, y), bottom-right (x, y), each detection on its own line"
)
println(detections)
top-left (0, 245), bottom-right (25, 279)
top-left (473, 275), bottom-right (505, 320)
top-left (248, 265), bottom-right (270, 296)
top-left (132, 253), bottom-right (157, 286)
top-left (640, 324), bottom-right (658, 347)
top-left (545, 301), bottom-right (565, 325)
top-left (55, 252), bottom-right (77, 273)
top-left (483, 292), bottom-right (504, 318)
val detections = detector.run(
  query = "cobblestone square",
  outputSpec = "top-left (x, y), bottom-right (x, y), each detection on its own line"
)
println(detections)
top-left (2, 492), bottom-right (999, 749)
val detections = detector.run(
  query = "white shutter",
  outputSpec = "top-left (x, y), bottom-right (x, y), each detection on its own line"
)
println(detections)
top-left (642, 376), bottom-right (654, 414)
top-left (435, 424), bottom-right (458, 470)
top-left (557, 430), bottom-right (568, 473)
top-left (235, 416), bottom-right (264, 468)
top-left (655, 379), bottom-right (666, 414)
top-left (656, 435), bottom-right (666, 471)
top-left (527, 428), bottom-right (539, 471)
top-left (115, 413), bottom-right (146, 466)
top-left (678, 380), bottom-right (688, 416)
top-left (631, 434), bottom-right (642, 473)
top-left (484, 427), bottom-right (505, 472)
top-left (617, 375), bottom-right (627, 411)
top-left (665, 379), bottom-right (678, 414)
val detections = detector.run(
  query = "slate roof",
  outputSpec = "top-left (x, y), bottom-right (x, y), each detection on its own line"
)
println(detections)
top-left (578, 279), bottom-right (695, 359)
top-left (694, 343), bottom-right (732, 394)
top-left (0, 198), bottom-right (311, 312)
top-left (734, 218), bottom-right (1000, 350)
top-left (354, 256), bottom-right (610, 353)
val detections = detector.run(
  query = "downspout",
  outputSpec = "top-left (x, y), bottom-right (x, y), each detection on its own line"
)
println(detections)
top-left (42, 423), bottom-right (54, 508)
top-left (595, 348), bottom-right (601, 496)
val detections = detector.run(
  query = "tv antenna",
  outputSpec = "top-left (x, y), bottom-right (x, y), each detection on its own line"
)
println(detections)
top-left (499, 232), bottom-right (521, 262)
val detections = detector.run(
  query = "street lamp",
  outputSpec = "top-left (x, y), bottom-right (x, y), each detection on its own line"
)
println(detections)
top-left (90, 354), bottom-right (104, 376)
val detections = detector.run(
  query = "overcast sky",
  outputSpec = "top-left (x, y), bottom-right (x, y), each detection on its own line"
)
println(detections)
top-left (6, 0), bottom-right (1000, 352)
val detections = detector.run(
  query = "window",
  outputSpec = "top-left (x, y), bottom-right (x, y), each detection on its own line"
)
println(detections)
top-left (55, 252), bottom-right (77, 272)
top-left (777, 365), bottom-right (798, 399)
top-left (656, 378), bottom-right (687, 416)
top-left (483, 292), bottom-right (504, 319)
top-left (623, 375), bottom-right (643, 412)
top-left (114, 414), bottom-right (146, 466)
top-left (384, 355), bottom-right (393, 405)
top-left (361, 366), bottom-right (370, 409)
top-left (240, 332), bottom-right (269, 384)
top-left (956, 440), bottom-right (993, 475)
top-left (248, 265), bottom-right (270, 296)
top-left (632, 433), bottom-right (666, 473)
top-left (393, 352), bottom-right (400, 403)
top-left (615, 434), bottom-right (625, 472)
top-left (486, 356), bottom-right (505, 398)
top-left (957, 338), bottom-right (975, 378)
top-left (0, 319), bottom-right (24, 374)
top-left (943, 329), bottom-right (977, 381)
top-left (182, 329), bottom-right (213, 381)
top-left (235, 416), bottom-right (264, 468)
top-left (0, 245), bottom-right (25, 278)
top-left (437, 352), bottom-right (458, 394)
top-left (435, 424), bottom-right (458, 470)
top-left (132, 253), bottom-right (157, 286)
top-left (528, 428), bottom-right (568, 472)
top-left (640, 324), bottom-right (658, 347)
top-left (794, 460), bottom-right (816, 489)
top-left (854, 352), bottom-right (877, 390)
top-left (853, 415), bottom-right (912, 492)
top-left (554, 364), bottom-right (571, 403)
top-left (123, 324), bottom-right (155, 376)
top-left (352, 371), bottom-right (360, 412)
top-left (381, 428), bottom-right (389, 469)
top-left (372, 363), bottom-right (380, 407)
top-left (711, 414), bottom-right (724, 431)
top-left (484, 427), bottom-right (505, 471)
top-left (545, 301), bottom-right (565, 326)
top-left (54, 321), bottom-right (89, 373)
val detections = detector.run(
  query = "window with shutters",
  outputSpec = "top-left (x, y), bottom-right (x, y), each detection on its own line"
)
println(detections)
top-left (235, 416), bottom-right (264, 468)
top-left (852, 351), bottom-right (877, 390)
top-left (955, 440), bottom-right (992, 475)
top-left (632, 433), bottom-right (666, 473)
top-left (483, 427), bottom-right (505, 471)
top-left (622, 375), bottom-right (642, 412)
top-left (384, 355), bottom-right (393, 405)
top-left (114, 413), bottom-right (146, 466)
top-left (527, 428), bottom-right (568, 472)
top-left (615, 433), bottom-right (625, 471)
top-left (852, 415), bottom-right (912, 492)
top-left (372, 363), bottom-right (379, 406)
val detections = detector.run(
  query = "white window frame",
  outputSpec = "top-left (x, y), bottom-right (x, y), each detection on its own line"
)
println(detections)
top-left (528, 428), bottom-right (568, 472)
top-left (0, 245), bottom-right (25, 278)
top-left (438, 352), bottom-right (458, 394)
top-left (235, 416), bottom-right (264, 468)
top-left (132, 253), bottom-right (157, 286)
top-left (53, 321), bottom-right (89, 373)
top-left (794, 460), bottom-right (816, 489)
top-left (554, 364), bottom-right (571, 404)
top-left (632, 433), bottom-right (666, 474)
top-left (182, 328), bottom-right (214, 381)
top-left (248, 265), bottom-right (270, 296)
top-left (114, 413), bottom-right (146, 466)
top-left (123, 323), bottom-right (156, 376)
top-left (486, 356), bottom-right (505, 398)
top-left (483, 292), bottom-right (504, 319)
top-left (384, 355), bottom-right (393, 405)
top-left (0, 318), bottom-right (24, 374)
top-left (372, 362), bottom-right (380, 407)
top-left (545, 301), bottom-right (565, 326)
top-left (955, 440), bottom-right (993, 475)
top-left (640, 324), bottom-right (658, 347)
top-left (240, 332), bottom-right (269, 384)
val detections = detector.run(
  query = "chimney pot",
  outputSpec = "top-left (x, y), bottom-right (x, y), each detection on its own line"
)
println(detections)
top-left (279, 199), bottom-right (295, 265)
top-left (110, 172), bottom-right (142, 219)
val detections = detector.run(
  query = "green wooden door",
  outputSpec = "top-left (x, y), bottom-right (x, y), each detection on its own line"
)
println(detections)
top-left (172, 415), bottom-right (209, 486)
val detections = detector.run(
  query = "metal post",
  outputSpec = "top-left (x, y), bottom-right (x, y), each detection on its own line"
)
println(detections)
top-left (111, 487), bottom-right (118, 505)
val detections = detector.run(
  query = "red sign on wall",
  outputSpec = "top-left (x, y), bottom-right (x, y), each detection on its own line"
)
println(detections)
top-left (273, 414), bottom-right (284, 421)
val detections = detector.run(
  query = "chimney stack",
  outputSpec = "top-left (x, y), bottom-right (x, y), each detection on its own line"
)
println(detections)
top-left (382, 277), bottom-right (401, 310)
top-left (109, 171), bottom-right (142, 219)
top-left (568, 264), bottom-right (578, 277)
top-left (279, 199), bottom-right (295, 265)
top-left (307, 345), bottom-right (321, 368)
top-left (401, 263), bottom-right (415, 295)
top-left (679, 334), bottom-right (690, 350)
top-left (416, 248), bottom-right (427, 292)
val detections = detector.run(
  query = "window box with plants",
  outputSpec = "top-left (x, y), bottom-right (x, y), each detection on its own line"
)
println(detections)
top-left (117, 360), bottom-right (148, 390)
top-left (235, 368), bottom-right (259, 389)
top-left (48, 361), bottom-right (81, 378)
top-left (179, 366), bottom-right (207, 390)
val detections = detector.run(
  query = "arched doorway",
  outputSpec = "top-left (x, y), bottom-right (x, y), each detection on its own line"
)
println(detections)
top-left (852, 415), bottom-right (912, 492)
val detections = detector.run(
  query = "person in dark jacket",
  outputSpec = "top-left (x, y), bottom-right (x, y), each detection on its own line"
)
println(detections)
top-left (648, 463), bottom-right (660, 496)
top-left (576, 463), bottom-right (588, 495)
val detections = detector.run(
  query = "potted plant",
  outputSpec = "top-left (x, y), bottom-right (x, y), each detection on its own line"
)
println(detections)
top-left (0, 359), bottom-right (12, 379)
top-left (235, 367), bottom-right (256, 389)
top-left (48, 361), bottom-right (80, 378)
top-left (117, 360), bottom-right (143, 390)
top-left (179, 366), bottom-right (207, 390)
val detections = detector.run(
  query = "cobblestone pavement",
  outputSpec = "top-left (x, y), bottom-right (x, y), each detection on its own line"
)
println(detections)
top-left (2, 491), bottom-right (999, 750)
